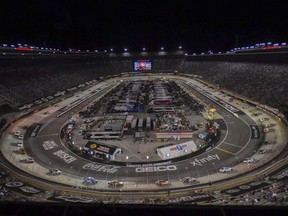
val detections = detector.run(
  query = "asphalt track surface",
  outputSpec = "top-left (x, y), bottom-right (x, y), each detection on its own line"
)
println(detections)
top-left (25, 76), bottom-right (260, 186)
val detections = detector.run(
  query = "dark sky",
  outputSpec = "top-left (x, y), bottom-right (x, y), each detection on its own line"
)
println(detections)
top-left (1, 0), bottom-right (287, 53)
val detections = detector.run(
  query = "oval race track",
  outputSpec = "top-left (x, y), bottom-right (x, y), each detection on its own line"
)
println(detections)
top-left (1, 75), bottom-right (287, 195)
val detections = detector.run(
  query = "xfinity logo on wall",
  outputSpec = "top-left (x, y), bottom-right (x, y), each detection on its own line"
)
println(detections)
top-left (190, 154), bottom-right (220, 166)
top-left (135, 165), bottom-right (177, 173)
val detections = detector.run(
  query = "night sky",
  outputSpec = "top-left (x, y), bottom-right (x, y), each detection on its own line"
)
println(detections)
top-left (1, 0), bottom-right (287, 53)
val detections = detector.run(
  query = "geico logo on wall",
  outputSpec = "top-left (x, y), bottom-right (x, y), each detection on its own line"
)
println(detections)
top-left (135, 165), bottom-right (177, 173)
top-left (223, 181), bottom-right (269, 196)
top-left (4, 182), bottom-right (41, 195)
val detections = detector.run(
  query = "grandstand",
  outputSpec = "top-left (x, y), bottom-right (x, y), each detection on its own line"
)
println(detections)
top-left (179, 53), bottom-right (288, 107)
top-left (0, 49), bottom-right (288, 113)
top-left (1, 46), bottom-right (288, 212)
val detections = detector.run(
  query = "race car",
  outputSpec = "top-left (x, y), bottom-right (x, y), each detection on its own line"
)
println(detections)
top-left (49, 169), bottom-right (62, 175)
top-left (219, 167), bottom-right (233, 173)
top-left (25, 157), bottom-right (35, 164)
top-left (155, 180), bottom-right (170, 186)
top-left (180, 177), bottom-right (197, 183)
top-left (243, 157), bottom-right (254, 163)
top-left (18, 148), bottom-right (27, 154)
top-left (108, 180), bottom-right (124, 187)
top-left (83, 177), bottom-right (98, 184)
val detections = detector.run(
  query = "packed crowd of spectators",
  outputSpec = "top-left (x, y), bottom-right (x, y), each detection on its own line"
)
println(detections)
top-left (1, 54), bottom-right (288, 110)
top-left (179, 61), bottom-right (288, 108)
top-left (152, 58), bottom-right (183, 72)
top-left (0, 58), bottom-right (119, 107)
top-left (0, 56), bottom-right (184, 108)
top-left (110, 59), bottom-right (134, 72)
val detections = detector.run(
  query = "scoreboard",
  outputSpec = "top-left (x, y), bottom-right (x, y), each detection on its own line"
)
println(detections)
top-left (134, 60), bottom-right (152, 71)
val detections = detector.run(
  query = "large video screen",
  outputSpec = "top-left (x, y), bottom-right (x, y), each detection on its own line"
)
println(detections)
top-left (134, 60), bottom-right (152, 71)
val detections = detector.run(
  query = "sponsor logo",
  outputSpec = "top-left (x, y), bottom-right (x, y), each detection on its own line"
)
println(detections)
top-left (5, 182), bottom-right (24, 187)
top-left (5, 182), bottom-right (41, 195)
top-left (89, 144), bottom-right (97, 149)
top-left (250, 125), bottom-right (259, 139)
top-left (43, 140), bottom-right (58, 150)
top-left (224, 181), bottom-right (268, 196)
top-left (126, 161), bottom-right (172, 168)
top-left (53, 150), bottom-right (76, 164)
top-left (270, 168), bottom-right (288, 180)
top-left (83, 163), bottom-right (119, 173)
top-left (52, 195), bottom-right (98, 203)
top-left (169, 144), bottom-right (187, 151)
top-left (190, 154), bottom-right (220, 166)
top-left (169, 194), bottom-right (214, 203)
top-left (198, 133), bottom-right (207, 139)
top-left (96, 145), bottom-right (110, 153)
top-left (19, 186), bottom-right (40, 194)
top-left (135, 165), bottom-right (177, 173)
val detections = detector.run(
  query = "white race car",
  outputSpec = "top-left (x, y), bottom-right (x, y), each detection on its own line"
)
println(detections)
top-left (49, 169), bottom-right (62, 175)
top-left (219, 167), bottom-right (233, 173)
top-left (243, 157), bottom-right (254, 163)
top-left (155, 180), bottom-right (170, 186)
top-left (180, 177), bottom-right (197, 183)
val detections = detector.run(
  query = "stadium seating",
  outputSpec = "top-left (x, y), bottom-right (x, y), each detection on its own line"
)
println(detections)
top-left (1, 52), bottom-right (288, 110)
